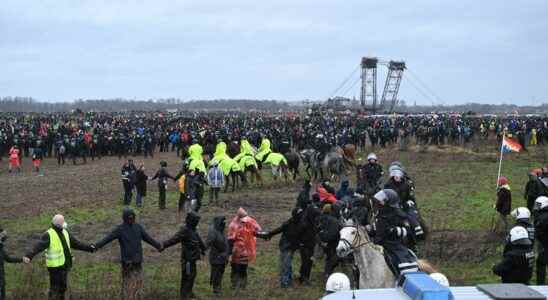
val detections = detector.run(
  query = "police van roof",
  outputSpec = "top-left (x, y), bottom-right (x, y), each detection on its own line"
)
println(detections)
top-left (322, 285), bottom-right (548, 300)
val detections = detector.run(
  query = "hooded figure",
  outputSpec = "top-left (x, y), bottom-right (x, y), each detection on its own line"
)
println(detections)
top-left (0, 228), bottom-right (24, 300)
top-left (228, 208), bottom-right (261, 289)
top-left (206, 216), bottom-right (229, 296)
top-left (524, 169), bottom-right (546, 211)
top-left (211, 142), bottom-right (230, 166)
top-left (188, 143), bottom-right (206, 174)
top-left (162, 212), bottom-right (206, 300)
top-left (255, 138), bottom-right (272, 163)
top-left (95, 208), bottom-right (162, 300)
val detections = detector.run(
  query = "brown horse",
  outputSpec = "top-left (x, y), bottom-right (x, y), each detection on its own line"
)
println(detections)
top-left (335, 144), bottom-right (356, 170)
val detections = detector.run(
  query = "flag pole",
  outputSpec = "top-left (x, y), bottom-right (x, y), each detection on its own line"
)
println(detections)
top-left (496, 136), bottom-right (504, 190)
top-left (492, 135), bottom-right (505, 232)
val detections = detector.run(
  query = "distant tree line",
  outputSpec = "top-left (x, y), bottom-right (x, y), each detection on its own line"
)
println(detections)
top-left (0, 96), bottom-right (547, 114)
top-left (0, 97), bottom-right (294, 112)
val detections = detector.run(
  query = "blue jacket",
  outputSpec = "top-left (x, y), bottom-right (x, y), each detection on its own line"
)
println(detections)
top-left (207, 166), bottom-right (225, 188)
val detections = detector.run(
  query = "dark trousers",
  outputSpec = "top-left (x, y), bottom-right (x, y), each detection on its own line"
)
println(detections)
top-left (324, 243), bottom-right (339, 278)
top-left (280, 250), bottom-right (294, 287)
top-left (230, 263), bottom-right (248, 289)
top-left (209, 187), bottom-right (220, 204)
top-left (123, 181), bottom-right (133, 205)
top-left (48, 267), bottom-right (68, 300)
top-left (299, 246), bottom-right (314, 283)
top-left (180, 260), bottom-right (197, 300)
top-left (1, 281), bottom-right (5, 300)
top-left (57, 154), bottom-right (65, 165)
top-left (178, 193), bottom-right (186, 212)
top-left (159, 185), bottom-right (166, 209)
top-left (537, 244), bottom-right (548, 285)
top-left (210, 264), bottom-right (226, 295)
top-left (121, 263), bottom-right (143, 300)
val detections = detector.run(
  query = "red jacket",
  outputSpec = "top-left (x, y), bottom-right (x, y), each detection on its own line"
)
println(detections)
top-left (318, 186), bottom-right (337, 204)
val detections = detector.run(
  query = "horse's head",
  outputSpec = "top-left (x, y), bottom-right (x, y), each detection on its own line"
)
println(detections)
top-left (337, 225), bottom-right (358, 258)
top-left (299, 149), bottom-right (313, 161)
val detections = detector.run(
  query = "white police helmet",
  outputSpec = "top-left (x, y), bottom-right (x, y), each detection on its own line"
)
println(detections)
top-left (535, 196), bottom-right (548, 211)
top-left (509, 226), bottom-right (532, 245)
top-left (325, 273), bottom-right (351, 294)
top-left (511, 207), bottom-right (531, 220)
top-left (429, 273), bottom-right (450, 287)
top-left (366, 153), bottom-right (377, 161)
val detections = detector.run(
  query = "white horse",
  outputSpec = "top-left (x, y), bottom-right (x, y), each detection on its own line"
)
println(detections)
top-left (336, 222), bottom-right (395, 289)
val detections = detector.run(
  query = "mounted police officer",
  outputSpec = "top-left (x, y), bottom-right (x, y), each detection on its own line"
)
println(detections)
top-left (369, 189), bottom-right (419, 276)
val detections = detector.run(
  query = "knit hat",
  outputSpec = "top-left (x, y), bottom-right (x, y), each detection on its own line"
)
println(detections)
top-left (237, 207), bottom-right (248, 218)
top-left (498, 176), bottom-right (509, 186)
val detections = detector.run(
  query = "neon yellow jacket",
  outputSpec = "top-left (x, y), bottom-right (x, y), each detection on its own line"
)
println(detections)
top-left (188, 143), bottom-right (206, 173)
top-left (220, 157), bottom-right (242, 176)
top-left (255, 138), bottom-right (272, 161)
top-left (263, 152), bottom-right (287, 167)
top-left (211, 142), bottom-right (230, 166)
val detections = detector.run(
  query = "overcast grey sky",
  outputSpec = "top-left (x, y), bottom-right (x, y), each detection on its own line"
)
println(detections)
top-left (1, 0), bottom-right (547, 105)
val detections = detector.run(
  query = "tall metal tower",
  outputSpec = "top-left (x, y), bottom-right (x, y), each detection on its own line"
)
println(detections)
top-left (360, 57), bottom-right (378, 111)
top-left (380, 61), bottom-right (406, 113)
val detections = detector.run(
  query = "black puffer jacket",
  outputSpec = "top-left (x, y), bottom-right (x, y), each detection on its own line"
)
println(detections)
top-left (206, 216), bottom-right (229, 265)
top-left (299, 204), bottom-right (321, 248)
top-left (493, 243), bottom-right (534, 284)
top-left (269, 208), bottom-right (306, 251)
top-left (163, 212), bottom-right (206, 262)
top-left (384, 179), bottom-right (415, 209)
top-left (318, 213), bottom-right (340, 245)
top-left (371, 206), bottom-right (412, 249)
top-left (95, 208), bottom-right (161, 264)
top-left (535, 210), bottom-right (548, 262)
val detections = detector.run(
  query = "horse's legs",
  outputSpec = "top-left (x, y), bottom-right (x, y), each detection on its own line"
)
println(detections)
top-left (224, 174), bottom-right (230, 193)
top-left (232, 172), bottom-right (237, 192)
top-left (255, 168), bottom-right (263, 185)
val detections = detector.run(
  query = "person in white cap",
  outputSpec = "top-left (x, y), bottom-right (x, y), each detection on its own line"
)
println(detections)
top-left (24, 214), bottom-right (95, 300)
top-left (361, 153), bottom-right (383, 196)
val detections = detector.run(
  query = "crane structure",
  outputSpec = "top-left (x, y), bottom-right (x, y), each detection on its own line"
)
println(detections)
top-left (358, 57), bottom-right (406, 113)
top-left (380, 61), bottom-right (406, 113)
top-left (360, 57), bottom-right (378, 109)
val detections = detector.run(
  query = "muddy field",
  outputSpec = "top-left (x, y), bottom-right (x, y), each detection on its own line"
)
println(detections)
top-left (1, 143), bottom-right (546, 299)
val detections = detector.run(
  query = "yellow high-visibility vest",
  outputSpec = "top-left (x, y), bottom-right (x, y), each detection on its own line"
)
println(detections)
top-left (45, 228), bottom-right (71, 268)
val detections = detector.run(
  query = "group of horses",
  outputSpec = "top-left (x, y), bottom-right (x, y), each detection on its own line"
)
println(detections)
top-left (198, 141), bottom-right (434, 289)
top-left (197, 141), bottom-right (357, 192)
